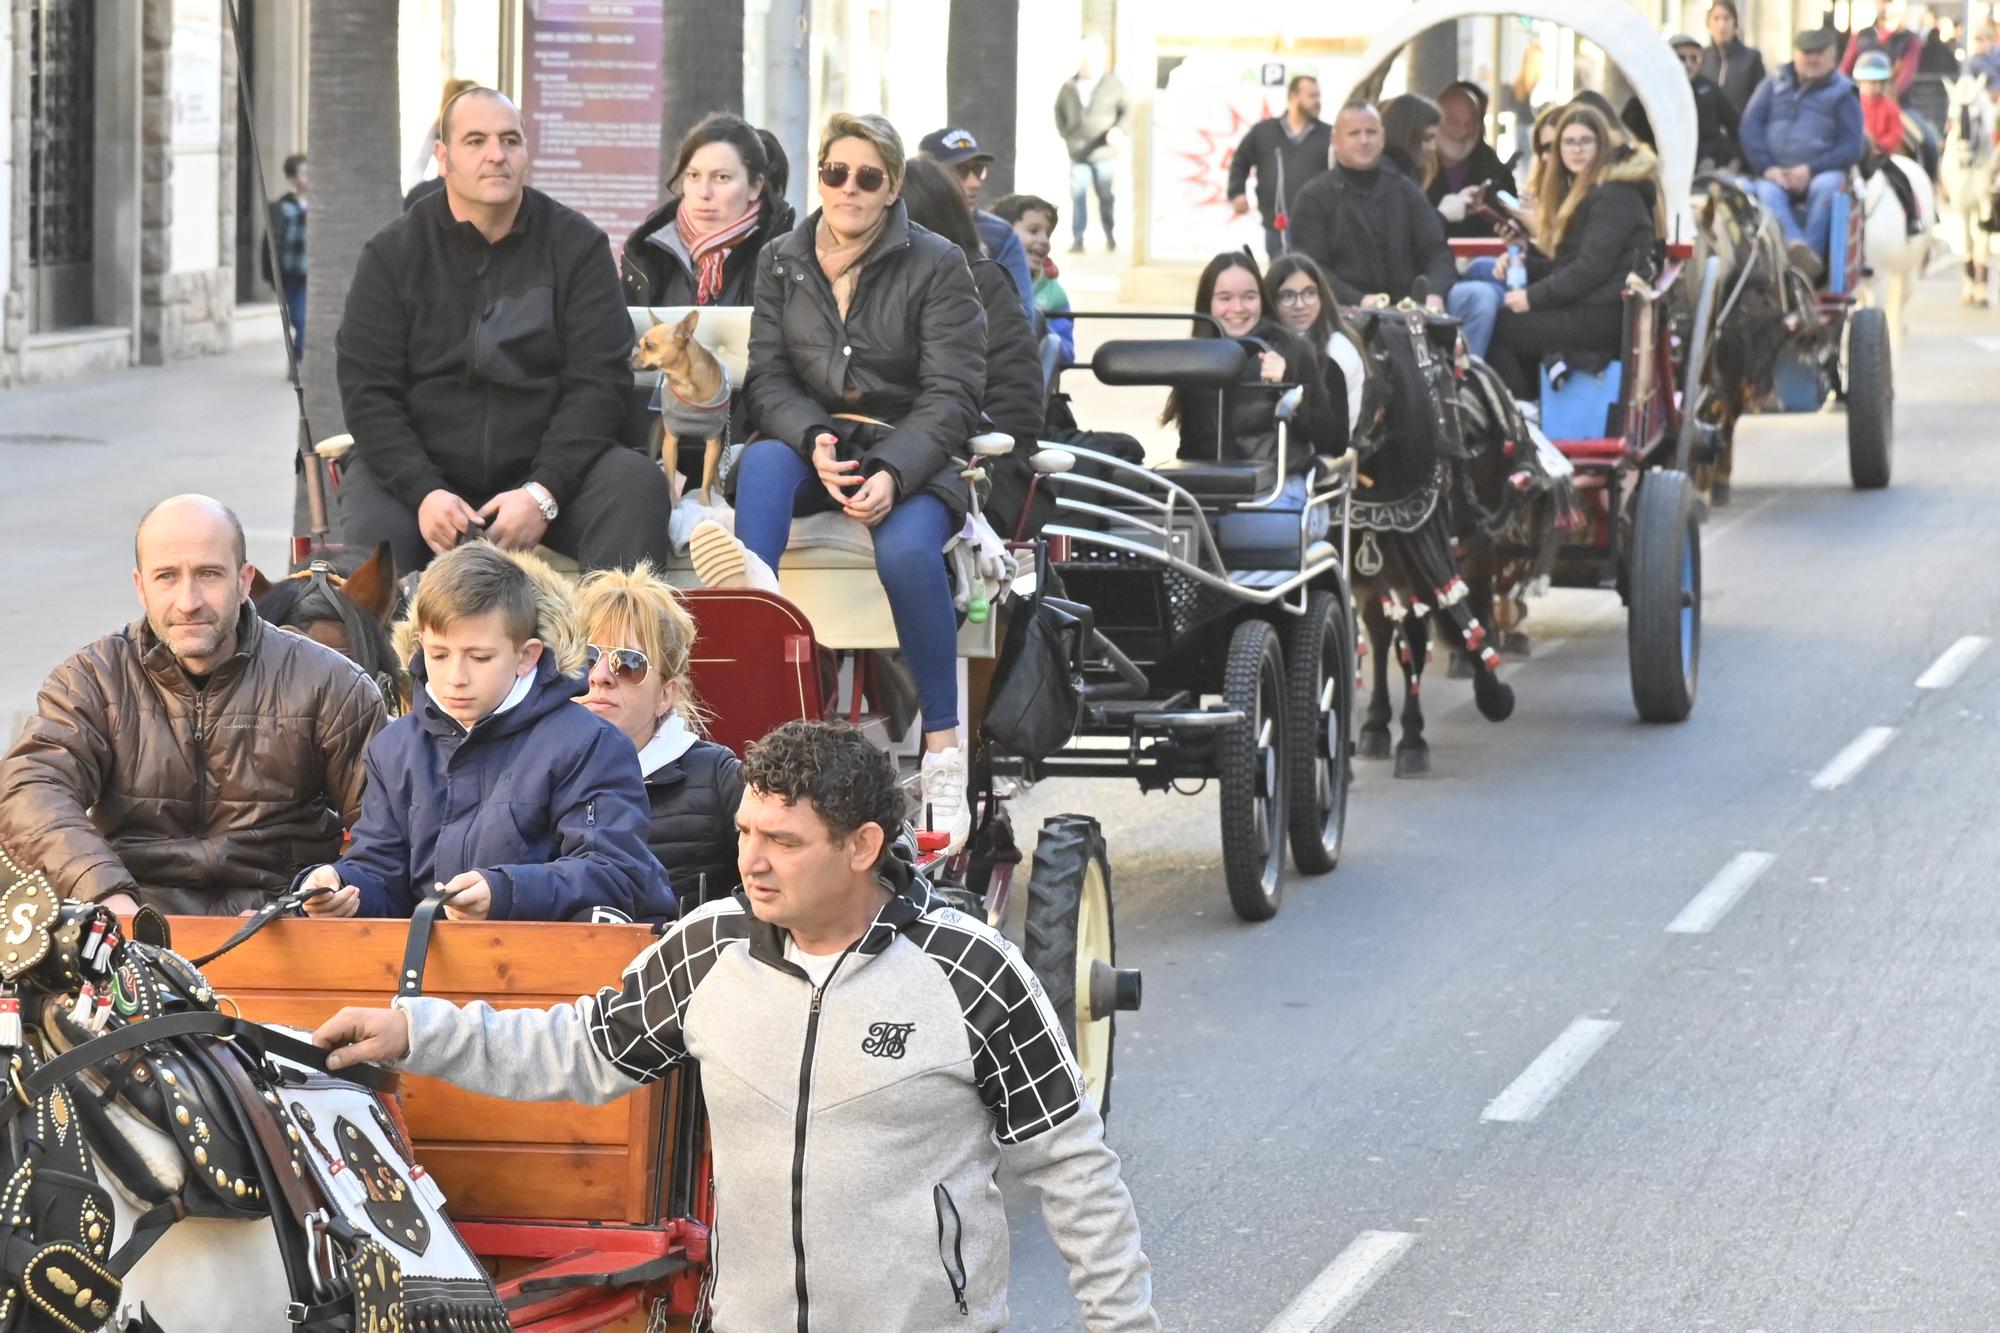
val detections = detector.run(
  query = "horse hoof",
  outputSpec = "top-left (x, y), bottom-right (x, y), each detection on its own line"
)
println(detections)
top-left (1500, 631), bottom-right (1532, 658)
top-left (1393, 745), bottom-right (1431, 778)
top-left (1445, 651), bottom-right (1474, 679)
top-left (1474, 675), bottom-right (1516, 723)
top-left (1710, 478), bottom-right (1732, 507)
top-left (1357, 727), bottom-right (1392, 761)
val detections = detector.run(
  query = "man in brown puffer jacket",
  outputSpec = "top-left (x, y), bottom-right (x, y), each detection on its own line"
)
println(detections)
top-left (0, 495), bottom-right (387, 915)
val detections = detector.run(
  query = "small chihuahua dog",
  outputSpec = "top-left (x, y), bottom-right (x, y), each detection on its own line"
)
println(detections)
top-left (631, 310), bottom-right (731, 504)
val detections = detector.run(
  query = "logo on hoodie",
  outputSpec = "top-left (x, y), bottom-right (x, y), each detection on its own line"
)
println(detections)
top-left (862, 1021), bottom-right (917, 1059)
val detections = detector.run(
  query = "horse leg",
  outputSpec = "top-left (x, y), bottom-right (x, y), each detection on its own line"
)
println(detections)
top-left (1394, 614), bottom-right (1431, 778)
top-left (1358, 594), bottom-right (1394, 761)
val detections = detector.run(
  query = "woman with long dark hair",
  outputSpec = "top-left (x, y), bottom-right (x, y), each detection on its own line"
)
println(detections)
top-left (623, 113), bottom-right (797, 306)
top-left (1266, 253), bottom-right (1356, 450)
top-left (1382, 94), bottom-right (1444, 186)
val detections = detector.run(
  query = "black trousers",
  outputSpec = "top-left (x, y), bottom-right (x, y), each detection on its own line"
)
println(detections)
top-left (1485, 303), bottom-right (1625, 398)
top-left (336, 447), bottom-right (676, 576)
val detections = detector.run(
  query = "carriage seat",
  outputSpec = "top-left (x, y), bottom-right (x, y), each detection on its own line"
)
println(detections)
top-left (1151, 457), bottom-right (1278, 507)
top-left (1090, 337), bottom-right (1247, 388)
top-left (1538, 361), bottom-right (1624, 442)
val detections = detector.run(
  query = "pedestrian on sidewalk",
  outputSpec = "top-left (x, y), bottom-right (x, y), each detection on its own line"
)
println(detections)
top-left (0, 495), bottom-right (386, 916)
top-left (314, 719), bottom-right (1159, 1332)
top-left (1228, 74), bottom-right (1331, 258)
top-left (265, 153), bottom-right (309, 366)
top-left (1055, 34), bottom-right (1129, 253)
top-left (336, 87), bottom-right (673, 576)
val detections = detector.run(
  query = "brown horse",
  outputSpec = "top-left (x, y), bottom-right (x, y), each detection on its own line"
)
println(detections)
top-left (250, 543), bottom-right (404, 713)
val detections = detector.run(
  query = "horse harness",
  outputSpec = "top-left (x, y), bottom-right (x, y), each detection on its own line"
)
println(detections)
top-left (273, 562), bottom-right (403, 718)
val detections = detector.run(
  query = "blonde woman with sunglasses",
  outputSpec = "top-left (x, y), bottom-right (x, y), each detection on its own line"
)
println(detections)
top-left (574, 562), bottom-right (743, 909)
top-left (697, 112), bottom-right (987, 853)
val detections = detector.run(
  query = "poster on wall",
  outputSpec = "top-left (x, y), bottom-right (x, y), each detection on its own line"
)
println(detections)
top-left (519, 0), bottom-right (664, 250)
top-left (1146, 51), bottom-right (1359, 266)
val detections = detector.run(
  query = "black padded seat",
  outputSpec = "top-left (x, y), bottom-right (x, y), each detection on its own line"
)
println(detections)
top-left (1152, 457), bottom-right (1277, 507)
top-left (1092, 338), bottom-right (1246, 389)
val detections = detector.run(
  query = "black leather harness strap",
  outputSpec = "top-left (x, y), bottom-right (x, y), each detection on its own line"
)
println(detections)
top-left (188, 884), bottom-right (331, 968)
top-left (0, 1012), bottom-right (394, 1129)
top-left (396, 888), bottom-right (458, 998)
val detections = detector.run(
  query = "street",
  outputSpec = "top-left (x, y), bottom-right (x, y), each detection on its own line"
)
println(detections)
top-left (1, 269), bottom-right (1996, 1331)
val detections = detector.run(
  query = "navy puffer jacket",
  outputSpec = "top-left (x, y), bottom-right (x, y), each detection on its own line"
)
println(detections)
top-left (335, 652), bottom-right (674, 922)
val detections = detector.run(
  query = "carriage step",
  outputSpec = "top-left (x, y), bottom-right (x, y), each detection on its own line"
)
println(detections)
top-left (1087, 693), bottom-right (1190, 721)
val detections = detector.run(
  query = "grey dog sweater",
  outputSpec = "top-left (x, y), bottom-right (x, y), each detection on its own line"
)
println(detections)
top-left (397, 864), bottom-right (1157, 1332)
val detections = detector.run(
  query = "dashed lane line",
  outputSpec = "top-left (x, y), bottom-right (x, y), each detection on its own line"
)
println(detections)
top-left (1667, 851), bottom-right (1776, 934)
top-left (1260, 1231), bottom-right (1418, 1333)
top-left (1916, 636), bottom-right (1990, 690)
top-left (1481, 1017), bottom-right (1621, 1123)
top-left (1809, 726), bottom-right (1898, 791)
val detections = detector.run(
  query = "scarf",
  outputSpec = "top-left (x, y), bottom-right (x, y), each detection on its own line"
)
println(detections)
top-left (676, 200), bottom-right (764, 305)
top-left (816, 214), bottom-right (886, 319)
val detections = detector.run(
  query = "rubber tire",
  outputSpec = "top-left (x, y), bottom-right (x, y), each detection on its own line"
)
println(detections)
top-left (1846, 305), bottom-right (1893, 490)
top-left (1285, 590), bottom-right (1352, 876)
top-left (1675, 255), bottom-right (1721, 474)
top-left (1628, 469), bottom-right (1702, 723)
top-left (1022, 815), bottom-right (1116, 1115)
top-left (1220, 618), bottom-right (1287, 922)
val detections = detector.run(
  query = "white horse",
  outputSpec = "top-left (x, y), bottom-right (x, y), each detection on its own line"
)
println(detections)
top-left (1940, 73), bottom-right (1998, 304)
top-left (1860, 155), bottom-right (1935, 349)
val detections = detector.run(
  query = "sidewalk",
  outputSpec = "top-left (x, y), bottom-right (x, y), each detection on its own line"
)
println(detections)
top-left (0, 347), bottom-right (301, 733)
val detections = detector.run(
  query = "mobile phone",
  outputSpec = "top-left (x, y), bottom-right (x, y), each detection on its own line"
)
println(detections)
top-left (1494, 190), bottom-right (1523, 212)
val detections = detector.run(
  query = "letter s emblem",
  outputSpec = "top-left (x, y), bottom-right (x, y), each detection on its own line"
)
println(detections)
top-left (5, 901), bottom-right (38, 946)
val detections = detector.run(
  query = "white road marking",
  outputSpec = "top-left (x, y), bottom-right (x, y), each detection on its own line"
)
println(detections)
top-left (1969, 336), bottom-right (2000, 354)
top-left (1261, 1230), bottom-right (1418, 1332)
top-left (1667, 851), bottom-right (1776, 934)
top-left (1482, 1017), bottom-right (1621, 1123)
top-left (1810, 726), bottom-right (1897, 791)
top-left (1916, 636), bottom-right (1990, 690)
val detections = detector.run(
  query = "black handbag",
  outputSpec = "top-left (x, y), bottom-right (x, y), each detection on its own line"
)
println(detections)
top-left (982, 555), bottom-right (1087, 761)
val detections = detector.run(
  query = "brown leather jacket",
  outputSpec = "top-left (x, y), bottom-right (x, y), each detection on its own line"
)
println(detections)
top-left (0, 606), bottom-right (387, 914)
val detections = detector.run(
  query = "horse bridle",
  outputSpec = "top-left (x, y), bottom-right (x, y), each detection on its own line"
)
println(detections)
top-left (277, 562), bottom-right (402, 716)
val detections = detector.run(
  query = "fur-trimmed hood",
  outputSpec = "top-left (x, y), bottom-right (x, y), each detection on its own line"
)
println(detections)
top-left (390, 548), bottom-right (586, 679)
top-left (1601, 141), bottom-right (1662, 186)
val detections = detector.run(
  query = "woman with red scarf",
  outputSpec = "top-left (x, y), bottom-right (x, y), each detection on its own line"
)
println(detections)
top-left (622, 114), bottom-right (797, 308)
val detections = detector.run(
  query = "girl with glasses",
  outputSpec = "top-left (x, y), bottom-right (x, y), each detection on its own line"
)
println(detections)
top-left (573, 563), bottom-right (743, 909)
top-left (694, 112), bottom-right (988, 853)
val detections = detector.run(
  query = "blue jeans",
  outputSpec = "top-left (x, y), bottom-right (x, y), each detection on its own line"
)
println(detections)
top-left (733, 439), bottom-right (960, 732)
top-left (1750, 171), bottom-right (1846, 262)
top-left (1447, 257), bottom-right (1503, 359)
top-left (1070, 159), bottom-right (1116, 246)
top-left (282, 278), bottom-right (306, 365)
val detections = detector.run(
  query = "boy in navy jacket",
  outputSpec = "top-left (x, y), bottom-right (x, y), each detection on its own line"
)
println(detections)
top-left (301, 542), bottom-right (674, 922)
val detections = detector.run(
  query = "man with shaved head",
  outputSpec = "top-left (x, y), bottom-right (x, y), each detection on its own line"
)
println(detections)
top-left (337, 86), bottom-right (672, 575)
top-left (0, 496), bottom-right (386, 914)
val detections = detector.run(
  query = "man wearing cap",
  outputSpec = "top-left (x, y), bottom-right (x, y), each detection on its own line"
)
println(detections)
top-left (1738, 28), bottom-right (1864, 280)
top-left (1621, 35), bottom-right (1741, 171)
top-left (918, 127), bottom-right (1040, 324)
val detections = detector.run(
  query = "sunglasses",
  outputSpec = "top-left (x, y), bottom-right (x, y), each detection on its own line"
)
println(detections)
top-left (585, 643), bottom-right (651, 684)
top-left (819, 162), bottom-right (887, 192)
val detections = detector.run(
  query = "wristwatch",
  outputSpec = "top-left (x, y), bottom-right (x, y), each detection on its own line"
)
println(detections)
top-left (523, 482), bottom-right (559, 522)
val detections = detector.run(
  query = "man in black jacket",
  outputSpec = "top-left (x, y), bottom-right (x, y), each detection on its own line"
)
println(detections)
top-left (1288, 100), bottom-right (1457, 307)
top-left (1227, 75), bottom-right (1331, 257)
top-left (336, 88), bottom-right (672, 576)
top-left (1624, 35), bottom-right (1742, 170)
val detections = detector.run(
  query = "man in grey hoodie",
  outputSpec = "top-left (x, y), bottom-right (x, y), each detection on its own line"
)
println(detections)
top-left (316, 719), bottom-right (1157, 1332)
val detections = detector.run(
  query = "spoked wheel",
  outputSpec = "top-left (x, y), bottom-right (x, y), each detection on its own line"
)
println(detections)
top-left (1023, 815), bottom-right (1139, 1115)
top-left (1220, 618), bottom-right (1287, 921)
top-left (1284, 590), bottom-right (1353, 876)
top-left (1845, 305), bottom-right (1893, 489)
top-left (1628, 469), bottom-right (1702, 723)
top-left (1675, 255), bottom-right (1722, 476)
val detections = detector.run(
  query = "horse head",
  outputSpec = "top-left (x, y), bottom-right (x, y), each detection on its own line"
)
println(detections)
top-left (252, 542), bottom-right (405, 715)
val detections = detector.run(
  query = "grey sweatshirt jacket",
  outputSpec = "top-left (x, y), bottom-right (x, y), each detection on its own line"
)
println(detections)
top-left (397, 856), bottom-right (1157, 1332)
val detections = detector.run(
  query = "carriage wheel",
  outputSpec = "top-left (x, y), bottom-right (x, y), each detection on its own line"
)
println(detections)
top-left (1628, 470), bottom-right (1702, 723)
top-left (1846, 306), bottom-right (1894, 490)
top-left (1284, 590), bottom-right (1352, 876)
top-left (1220, 618), bottom-right (1288, 921)
top-left (1023, 815), bottom-right (1137, 1115)
top-left (1675, 256), bottom-right (1722, 476)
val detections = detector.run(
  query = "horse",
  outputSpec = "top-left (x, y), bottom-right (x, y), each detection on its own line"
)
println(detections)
top-left (1341, 303), bottom-right (1515, 778)
top-left (250, 542), bottom-right (404, 715)
top-left (0, 846), bottom-right (510, 1331)
top-left (1940, 73), bottom-right (1998, 305)
top-left (1860, 154), bottom-right (1936, 348)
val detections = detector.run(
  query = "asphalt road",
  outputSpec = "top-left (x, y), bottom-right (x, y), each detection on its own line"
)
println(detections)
top-left (1001, 278), bottom-right (2000, 1331)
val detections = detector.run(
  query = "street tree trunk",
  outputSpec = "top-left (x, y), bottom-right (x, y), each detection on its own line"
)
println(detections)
top-left (660, 3), bottom-right (746, 193)
top-left (303, 0), bottom-right (399, 452)
top-left (948, 0), bottom-right (1021, 199)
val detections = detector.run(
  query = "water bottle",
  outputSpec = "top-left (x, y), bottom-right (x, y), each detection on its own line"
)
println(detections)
top-left (1505, 244), bottom-right (1527, 292)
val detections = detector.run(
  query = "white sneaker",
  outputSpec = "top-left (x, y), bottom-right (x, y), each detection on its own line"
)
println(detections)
top-left (689, 520), bottom-right (780, 594)
top-left (919, 746), bottom-right (973, 854)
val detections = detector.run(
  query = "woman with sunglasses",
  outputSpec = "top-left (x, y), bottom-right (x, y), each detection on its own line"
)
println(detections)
top-left (705, 112), bottom-right (986, 851)
top-left (574, 563), bottom-right (742, 910)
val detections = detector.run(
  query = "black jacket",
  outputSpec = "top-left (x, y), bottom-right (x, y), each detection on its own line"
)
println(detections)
top-left (1700, 38), bottom-right (1768, 117)
top-left (1522, 148), bottom-right (1661, 312)
top-left (1226, 116), bottom-right (1332, 227)
top-left (1288, 163), bottom-right (1458, 306)
top-left (1427, 138), bottom-right (1520, 239)
top-left (1622, 76), bottom-right (1741, 170)
top-left (1054, 73), bottom-right (1131, 164)
top-left (744, 202), bottom-right (987, 521)
top-left (1175, 322), bottom-right (1338, 475)
top-left (642, 738), bottom-right (744, 909)
top-left (336, 186), bottom-right (635, 511)
top-left (969, 256), bottom-right (1050, 539)
top-left (620, 194), bottom-right (799, 307)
